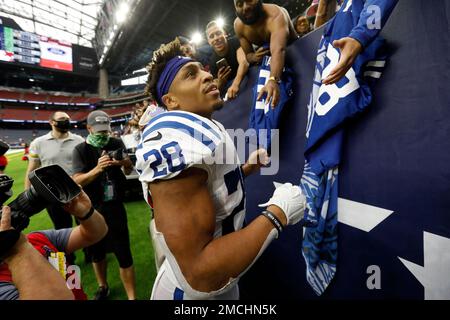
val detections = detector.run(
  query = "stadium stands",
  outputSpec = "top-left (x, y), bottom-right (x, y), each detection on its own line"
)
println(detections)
top-left (0, 86), bottom-right (142, 124)
top-left (0, 90), bottom-right (22, 101)
top-left (0, 128), bottom-right (87, 145)
top-left (0, 88), bottom-right (101, 106)
top-left (22, 92), bottom-right (47, 103)
top-left (1, 106), bottom-right (134, 121)
top-left (0, 85), bottom-right (146, 148)
top-left (1, 108), bottom-right (53, 121)
top-left (111, 84), bottom-right (146, 96)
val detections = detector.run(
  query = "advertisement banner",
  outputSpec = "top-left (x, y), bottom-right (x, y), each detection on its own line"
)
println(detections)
top-left (39, 36), bottom-right (73, 71)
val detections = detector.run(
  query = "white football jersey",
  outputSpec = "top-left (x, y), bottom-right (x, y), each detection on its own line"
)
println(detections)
top-left (135, 109), bottom-right (246, 238)
top-left (135, 110), bottom-right (246, 299)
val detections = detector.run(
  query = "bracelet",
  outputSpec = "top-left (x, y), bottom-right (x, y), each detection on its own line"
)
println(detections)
top-left (262, 210), bottom-right (283, 234)
top-left (78, 206), bottom-right (95, 221)
top-left (268, 76), bottom-right (281, 84)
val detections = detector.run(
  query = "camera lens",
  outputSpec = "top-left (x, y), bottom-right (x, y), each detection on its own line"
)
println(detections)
top-left (1, 165), bottom-right (80, 232)
top-left (7, 187), bottom-right (47, 231)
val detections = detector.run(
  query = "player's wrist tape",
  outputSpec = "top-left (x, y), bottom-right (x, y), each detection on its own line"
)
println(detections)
top-left (0, 229), bottom-right (21, 261)
top-left (262, 210), bottom-right (283, 234)
top-left (78, 206), bottom-right (95, 221)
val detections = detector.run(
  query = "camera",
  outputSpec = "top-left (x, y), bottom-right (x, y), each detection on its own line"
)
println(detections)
top-left (0, 165), bottom-right (81, 232)
top-left (107, 148), bottom-right (124, 161)
top-left (216, 58), bottom-right (229, 70)
top-left (0, 140), bottom-right (8, 157)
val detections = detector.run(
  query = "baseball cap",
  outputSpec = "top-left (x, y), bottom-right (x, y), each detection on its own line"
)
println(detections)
top-left (87, 110), bottom-right (111, 133)
top-left (306, 1), bottom-right (319, 17)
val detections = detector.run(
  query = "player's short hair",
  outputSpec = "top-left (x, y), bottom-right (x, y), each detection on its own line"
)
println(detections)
top-left (145, 37), bottom-right (185, 109)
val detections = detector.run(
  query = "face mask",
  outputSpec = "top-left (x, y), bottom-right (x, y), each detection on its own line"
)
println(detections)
top-left (236, 0), bottom-right (264, 25)
top-left (87, 133), bottom-right (110, 148)
top-left (54, 120), bottom-right (70, 132)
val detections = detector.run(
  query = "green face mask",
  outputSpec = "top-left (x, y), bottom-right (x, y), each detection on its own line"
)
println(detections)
top-left (87, 132), bottom-right (110, 148)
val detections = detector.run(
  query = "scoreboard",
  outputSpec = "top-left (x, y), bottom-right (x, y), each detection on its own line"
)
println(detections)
top-left (0, 25), bottom-right (73, 71)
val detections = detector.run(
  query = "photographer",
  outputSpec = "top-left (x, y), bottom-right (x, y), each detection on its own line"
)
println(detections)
top-left (24, 112), bottom-right (84, 231)
top-left (0, 189), bottom-right (108, 300)
top-left (72, 110), bottom-right (136, 300)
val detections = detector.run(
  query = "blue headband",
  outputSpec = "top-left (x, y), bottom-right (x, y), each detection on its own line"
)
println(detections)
top-left (156, 56), bottom-right (193, 105)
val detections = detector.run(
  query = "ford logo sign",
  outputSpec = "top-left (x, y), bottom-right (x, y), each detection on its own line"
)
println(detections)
top-left (48, 47), bottom-right (65, 55)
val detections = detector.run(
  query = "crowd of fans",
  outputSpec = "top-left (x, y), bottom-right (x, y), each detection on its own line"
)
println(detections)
top-left (0, 0), bottom-right (341, 301)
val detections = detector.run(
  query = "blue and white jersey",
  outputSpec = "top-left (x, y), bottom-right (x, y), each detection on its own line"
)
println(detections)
top-left (305, 0), bottom-right (399, 168)
top-left (300, 0), bottom-right (398, 296)
top-left (135, 110), bottom-right (246, 238)
top-left (249, 55), bottom-right (294, 151)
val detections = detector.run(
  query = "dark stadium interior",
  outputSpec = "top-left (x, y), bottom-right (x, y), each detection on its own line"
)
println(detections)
top-left (106, 0), bottom-right (307, 78)
top-left (1, 0), bottom-right (311, 146)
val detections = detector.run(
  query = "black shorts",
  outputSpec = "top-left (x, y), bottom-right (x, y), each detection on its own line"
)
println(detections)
top-left (87, 200), bottom-right (133, 268)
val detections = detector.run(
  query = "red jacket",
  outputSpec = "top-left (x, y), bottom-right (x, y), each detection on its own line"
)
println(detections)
top-left (0, 155), bottom-right (7, 167)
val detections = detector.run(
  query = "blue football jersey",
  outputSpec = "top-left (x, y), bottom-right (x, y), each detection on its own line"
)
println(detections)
top-left (249, 55), bottom-right (294, 151)
top-left (301, 0), bottom-right (399, 296)
top-left (135, 110), bottom-right (247, 298)
top-left (305, 0), bottom-right (398, 174)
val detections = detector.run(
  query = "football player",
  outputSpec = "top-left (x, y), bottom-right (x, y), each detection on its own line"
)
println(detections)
top-left (135, 38), bottom-right (306, 300)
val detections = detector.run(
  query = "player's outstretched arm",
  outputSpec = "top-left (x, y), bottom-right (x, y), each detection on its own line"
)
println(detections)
top-left (150, 167), bottom-right (304, 294)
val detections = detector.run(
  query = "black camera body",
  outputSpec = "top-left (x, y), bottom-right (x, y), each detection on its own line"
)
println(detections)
top-left (0, 140), bottom-right (8, 157)
top-left (107, 148), bottom-right (124, 161)
top-left (0, 165), bottom-right (81, 232)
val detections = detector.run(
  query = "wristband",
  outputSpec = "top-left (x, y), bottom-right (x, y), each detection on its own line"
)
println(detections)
top-left (0, 229), bottom-right (21, 261)
top-left (78, 206), bottom-right (95, 221)
top-left (262, 210), bottom-right (283, 235)
top-left (268, 76), bottom-right (281, 84)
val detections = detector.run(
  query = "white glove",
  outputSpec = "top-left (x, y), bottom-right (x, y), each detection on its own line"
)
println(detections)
top-left (259, 183), bottom-right (306, 225)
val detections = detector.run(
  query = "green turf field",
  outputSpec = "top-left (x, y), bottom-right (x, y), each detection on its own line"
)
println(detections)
top-left (3, 151), bottom-right (157, 300)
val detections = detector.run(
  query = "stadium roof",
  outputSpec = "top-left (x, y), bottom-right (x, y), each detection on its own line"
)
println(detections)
top-left (0, 0), bottom-right (312, 77)
top-left (0, 0), bottom-right (103, 47)
top-left (104, 0), bottom-right (309, 77)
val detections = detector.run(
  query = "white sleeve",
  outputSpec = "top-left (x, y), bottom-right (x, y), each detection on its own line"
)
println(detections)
top-left (135, 116), bottom-right (223, 184)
